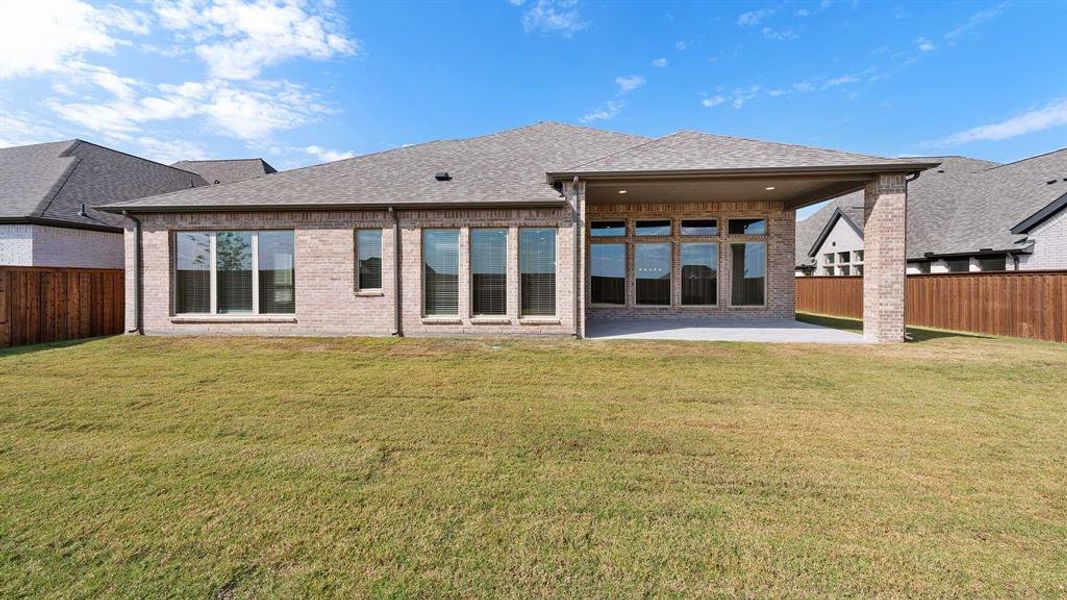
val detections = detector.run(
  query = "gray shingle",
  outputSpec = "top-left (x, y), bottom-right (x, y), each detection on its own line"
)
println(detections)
top-left (172, 158), bottom-right (277, 185)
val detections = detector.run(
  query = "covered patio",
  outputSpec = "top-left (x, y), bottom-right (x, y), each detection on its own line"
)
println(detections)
top-left (585, 316), bottom-right (868, 343)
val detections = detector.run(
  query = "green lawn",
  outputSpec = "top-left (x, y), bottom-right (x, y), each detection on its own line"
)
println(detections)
top-left (1, 331), bottom-right (1065, 598)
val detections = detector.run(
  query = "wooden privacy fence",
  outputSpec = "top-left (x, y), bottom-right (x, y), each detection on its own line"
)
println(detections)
top-left (796, 271), bottom-right (1067, 343)
top-left (0, 267), bottom-right (125, 349)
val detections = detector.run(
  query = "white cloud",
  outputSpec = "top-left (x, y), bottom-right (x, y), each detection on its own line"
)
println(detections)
top-left (615, 74), bottom-right (645, 93)
top-left (916, 37), bottom-right (937, 52)
top-left (701, 96), bottom-right (726, 108)
top-left (133, 135), bottom-right (211, 163)
top-left (795, 9), bottom-right (811, 17)
top-left (935, 99), bottom-right (1067, 146)
top-left (945, 3), bottom-right (1006, 40)
top-left (0, 110), bottom-right (66, 148)
top-left (580, 100), bottom-right (622, 122)
top-left (153, 0), bottom-right (357, 80)
top-left (305, 145), bottom-right (355, 162)
top-left (520, 0), bottom-right (587, 37)
top-left (0, 0), bottom-right (150, 79)
top-left (823, 75), bottom-right (859, 88)
top-left (674, 40), bottom-right (688, 50)
top-left (762, 26), bottom-right (797, 41)
top-left (651, 57), bottom-right (668, 68)
top-left (737, 9), bottom-right (774, 26)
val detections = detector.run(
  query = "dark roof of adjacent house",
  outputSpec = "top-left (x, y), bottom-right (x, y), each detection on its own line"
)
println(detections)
top-left (804, 207), bottom-right (865, 259)
top-left (0, 139), bottom-right (207, 231)
top-left (100, 122), bottom-right (936, 213)
top-left (171, 158), bottom-right (277, 185)
top-left (795, 149), bottom-right (1067, 265)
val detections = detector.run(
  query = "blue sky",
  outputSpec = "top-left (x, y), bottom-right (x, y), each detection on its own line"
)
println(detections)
top-left (1, 0), bottom-right (1065, 219)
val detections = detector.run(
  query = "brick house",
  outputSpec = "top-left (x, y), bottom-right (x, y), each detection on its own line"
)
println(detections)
top-left (796, 149), bottom-right (1067, 275)
top-left (100, 122), bottom-right (936, 342)
top-left (0, 140), bottom-right (275, 269)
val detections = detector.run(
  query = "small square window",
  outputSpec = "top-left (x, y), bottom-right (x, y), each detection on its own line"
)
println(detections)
top-left (824, 253), bottom-right (835, 264)
top-left (728, 218), bottom-right (766, 235)
top-left (681, 219), bottom-right (717, 236)
top-left (590, 221), bottom-right (626, 237)
top-left (635, 219), bottom-right (671, 236)
top-left (838, 265), bottom-right (851, 276)
top-left (855, 250), bottom-right (864, 262)
top-left (838, 251), bottom-right (850, 263)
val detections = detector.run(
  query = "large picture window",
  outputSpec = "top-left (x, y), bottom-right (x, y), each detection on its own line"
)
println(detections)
top-left (635, 243), bottom-right (671, 305)
top-left (730, 242), bottom-right (766, 306)
top-left (590, 243), bottom-right (625, 305)
top-left (356, 229), bottom-right (382, 290)
top-left (470, 229), bottom-right (507, 316)
top-left (423, 229), bottom-right (459, 316)
top-left (681, 243), bottom-right (717, 305)
top-left (520, 228), bottom-right (556, 316)
top-left (173, 230), bottom-right (295, 315)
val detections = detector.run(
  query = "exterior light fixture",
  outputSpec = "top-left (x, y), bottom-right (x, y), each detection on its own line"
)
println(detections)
top-left (765, 186), bottom-right (776, 191)
top-left (618, 189), bottom-right (628, 194)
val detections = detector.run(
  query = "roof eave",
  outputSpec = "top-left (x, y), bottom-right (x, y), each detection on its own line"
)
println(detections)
top-left (546, 162), bottom-right (942, 182)
top-left (1009, 191), bottom-right (1067, 234)
top-left (0, 215), bottom-right (123, 233)
top-left (97, 199), bottom-right (568, 215)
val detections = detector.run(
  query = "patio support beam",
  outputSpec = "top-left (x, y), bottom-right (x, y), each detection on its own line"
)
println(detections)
top-left (862, 173), bottom-right (908, 342)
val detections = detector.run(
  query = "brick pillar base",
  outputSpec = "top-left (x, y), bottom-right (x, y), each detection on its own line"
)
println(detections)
top-left (863, 174), bottom-right (907, 342)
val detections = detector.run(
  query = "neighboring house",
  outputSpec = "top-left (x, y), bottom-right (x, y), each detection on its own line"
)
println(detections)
top-left (99, 122), bottom-right (936, 342)
top-left (0, 140), bottom-right (277, 269)
top-left (172, 159), bottom-right (277, 185)
top-left (796, 150), bottom-right (1067, 275)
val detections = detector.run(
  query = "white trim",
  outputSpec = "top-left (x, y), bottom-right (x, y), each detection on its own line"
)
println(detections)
top-left (251, 232), bottom-right (260, 315)
top-left (208, 232), bottom-right (218, 314)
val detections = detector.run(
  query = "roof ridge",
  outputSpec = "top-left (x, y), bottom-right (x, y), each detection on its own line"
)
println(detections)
top-left (32, 148), bottom-right (82, 219)
top-left (69, 139), bottom-right (207, 180)
top-left (174, 158), bottom-right (268, 164)
top-left (675, 129), bottom-right (894, 161)
top-left (982, 146), bottom-right (1067, 171)
top-left (565, 131), bottom-right (681, 170)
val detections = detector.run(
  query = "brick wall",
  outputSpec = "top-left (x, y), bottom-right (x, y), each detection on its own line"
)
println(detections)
top-left (0, 225), bottom-right (34, 265)
top-left (862, 174), bottom-right (907, 343)
top-left (0, 224), bottom-right (123, 268)
top-left (585, 201), bottom-right (796, 320)
top-left (1017, 208), bottom-right (1067, 270)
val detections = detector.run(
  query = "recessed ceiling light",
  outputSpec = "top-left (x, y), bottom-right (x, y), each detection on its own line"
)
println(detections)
top-left (618, 189), bottom-right (628, 194)
top-left (765, 186), bottom-right (776, 191)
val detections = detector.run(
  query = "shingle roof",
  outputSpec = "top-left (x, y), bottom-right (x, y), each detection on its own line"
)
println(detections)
top-left (555, 130), bottom-right (931, 175)
top-left (0, 139), bottom-right (207, 231)
top-left (796, 151), bottom-right (1067, 265)
top-left (101, 122), bottom-right (649, 212)
top-left (172, 158), bottom-right (277, 185)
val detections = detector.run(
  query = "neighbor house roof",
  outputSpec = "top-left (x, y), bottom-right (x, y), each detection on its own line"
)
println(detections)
top-left (100, 122), bottom-right (936, 214)
top-left (0, 139), bottom-right (207, 231)
top-left (796, 150), bottom-right (1067, 264)
top-left (172, 158), bottom-right (277, 185)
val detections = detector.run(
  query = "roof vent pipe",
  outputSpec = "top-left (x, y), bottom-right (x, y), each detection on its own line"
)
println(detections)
top-left (434, 172), bottom-right (451, 181)
top-left (78, 203), bottom-right (88, 217)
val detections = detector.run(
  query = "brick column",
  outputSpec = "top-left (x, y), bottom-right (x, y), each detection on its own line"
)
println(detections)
top-left (563, 179), bottom-right (587, 338)
top-left (863, 173), bottom-right (907, 342)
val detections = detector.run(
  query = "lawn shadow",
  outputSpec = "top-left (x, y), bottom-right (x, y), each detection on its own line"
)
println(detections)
top-left (795, 312), bottom-right (988, 343)
top-left (0, 336), bottom-right (116, 357)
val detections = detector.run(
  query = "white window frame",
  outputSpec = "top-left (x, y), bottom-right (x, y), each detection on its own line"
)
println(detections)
top-left (173, 230), bottom-right (294, 316)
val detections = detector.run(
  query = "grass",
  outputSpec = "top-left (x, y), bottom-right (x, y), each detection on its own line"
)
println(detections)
top-left (1, 332), bottom-right (1065, 598)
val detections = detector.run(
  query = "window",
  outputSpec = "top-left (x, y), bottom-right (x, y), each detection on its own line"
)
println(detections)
top-left (215, 231), bottom-right (253, 313)
top-left (470, 229), bottom-right (507, 316)
top-left (635, 219), bottom-right (671, 236)
top-left (945, 258), bottom-right (970, 273)
top-left (175, 232), bottom-right (210, 313)
top-left (258, 231), bottom-right (295, 314)
top-left (681, 243), bottom-right (717, 305)
top-left (731, 242), bottom-right (765, 306)
top-left (590, 244), bottom-right (625, 304)
top-left (728, 218), bottom-right (766, 235)
top-left (823, 267), bottom-right (834, 276)
top-left (854, 250), bottom-right (864, 262)
top-left (356, 229), bottom-right (382, 290)
top-left (979, 256), bottom-right (1006, 272)
top-left (423, 229), bottom-right (459, 315)
top-left (520, 228), bottom-right (556, 316)
top-left (838, 251), bottom-right (851, 263)
top-left (590, 221), bottom-right (625, 237)
top-left (855, 265), bottom-right (864, 276)
top-left (824, 253), bottom-right (835, 264)
top-left (681, 219), bottom-right (717, 236)
top-left (838, 265), bottom-right (851, 276)
top-left (635, 243), bottom-right (671, 305)
top-left (173, 230), bottom-right (295, 315)
top-left (914, 262), bottom-right (931, 274)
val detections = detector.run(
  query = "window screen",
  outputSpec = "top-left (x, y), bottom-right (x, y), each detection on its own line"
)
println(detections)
top-left (590, 243), bottom-right (625, 304)
top-left (728, 218), bottom-right (766, 235)
top-left (681, 243), bottom-right (717, 305)
top-left (356, 229), bottom-right (383, 290)
top-left (175, 232), bottom-right (210, 313)
top-left (215, 231), bottom-right (253, 313)
top-left (423, 229), bottom-right (459, 315)
top-left (681, 219), bottom-right (717, 236)
top-left (590, 221), bottom-right (625, 237)
top-left (520, 228), bottom-right (556, 316)
top-left (979, 256), bottom-right (1006, 271)
top-left (471, 229), bottom-right (507, 315)
top-left (635, 243), bottom-right (671, 305)
top-left (258, 231), bottom-right (295, 314)
top-left (635, 219), bottom-right (671, 236)
top-left (731, 242), bottom-right (765, 306)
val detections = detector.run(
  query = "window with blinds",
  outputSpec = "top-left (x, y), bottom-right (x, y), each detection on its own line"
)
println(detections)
top-left (590, 243), bottom-right (625, 304)
top-left (520, 228), bottom-right (556, 316)
top-left (635, 243), bottom-right (671, 305)
top-left (216, 231), bottom-right (253, 313)
top-left (259, 231), bottom-right (295, 314)
top-left (470, 229), bottom-right (507, 315)
top-left (423, 229), bottom-right (459, 315)
top-left (175, 232), bottom-right (210, 313)
top-left (356, 229), bottom-right (383, 290)
top-left (730, 242), bottom-right (766, 306)
top-left (681, 242), bottom-right (717, 305)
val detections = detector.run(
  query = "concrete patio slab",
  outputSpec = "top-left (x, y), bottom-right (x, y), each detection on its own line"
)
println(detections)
top-left (585, 317), bottom-right (870, 343)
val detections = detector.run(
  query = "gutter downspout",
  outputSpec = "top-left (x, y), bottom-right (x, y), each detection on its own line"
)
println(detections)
top-left (123, 211), bottom-right (143, 335)
top-left (390, 206), bottom-right (402, 336)
top-left (572, 176), bottom-right (581, 339)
